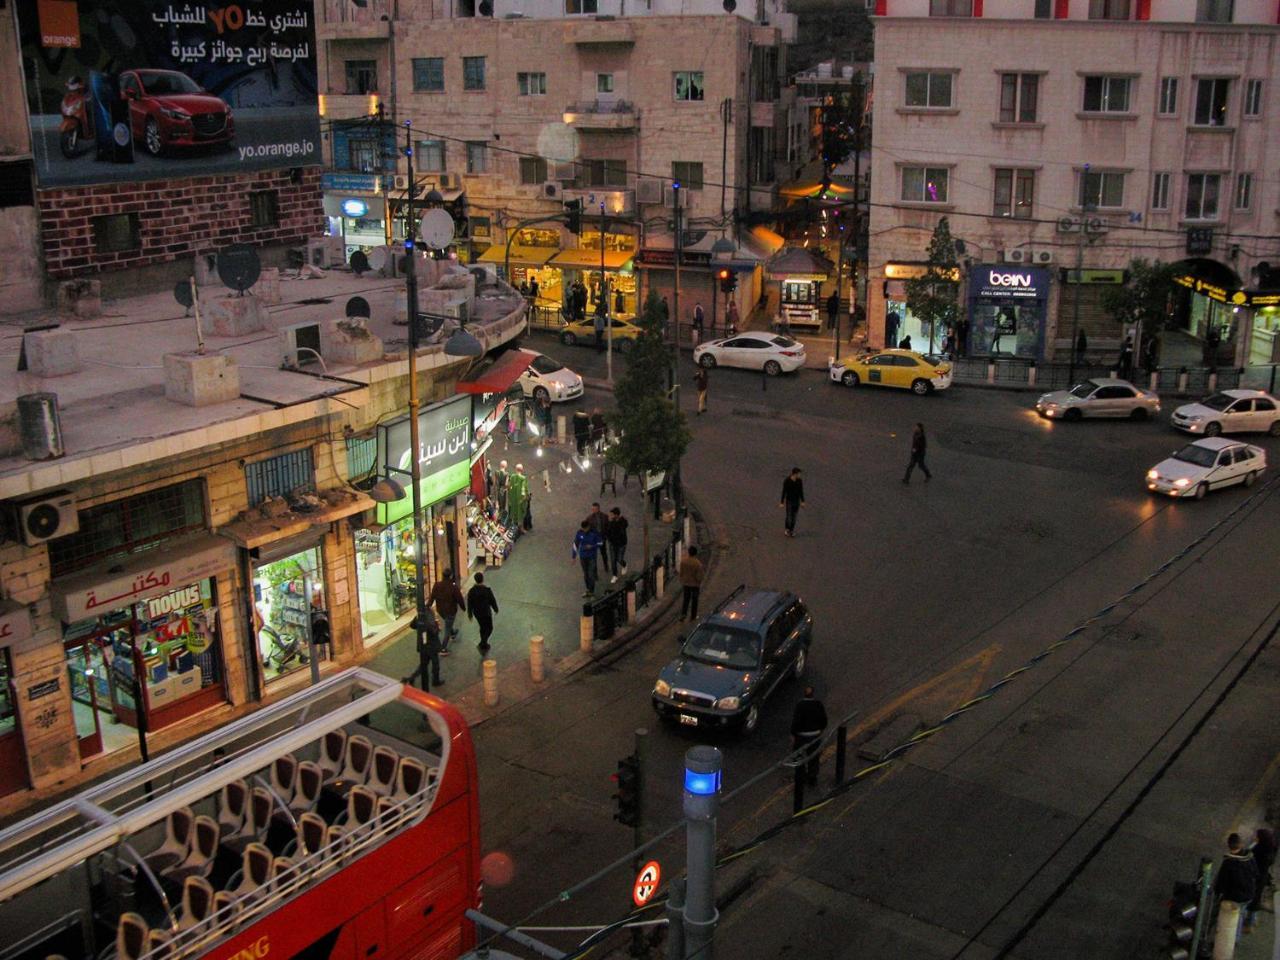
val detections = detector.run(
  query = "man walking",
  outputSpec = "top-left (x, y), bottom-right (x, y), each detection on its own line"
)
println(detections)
top-left (494, 459), bottom-right (510, 521)
top-left (1075, 327), bottom-right (1088, 366)
top-left (428, 569), bottom-right (466, 654)
top-left (790, 686), bottom-right (828, 786)
top-left (606, 507), bottom-right (628, 583)
top-left (585, 501), bottom-right (609, 571)
top-left (572, 520), bottom-right (604, 596)
top-left (826, 289), bottom-right (839, 332)
top-left (779, 467), bottom-right (805, 538)
top-left (1214, 833), bottom-right (1257, 959)
top-left (902, 423), bottom-right (932, 484)
top-left (466, 572), bottom-right (500, 654)
top-left (694, 365), bottom-right (709, 415)
top-left (692, 302), bottom-right (704, 343)
top-left (404, 610), bottom-right (443, 689)
top-left (678, 545), bottom-right (704, 621)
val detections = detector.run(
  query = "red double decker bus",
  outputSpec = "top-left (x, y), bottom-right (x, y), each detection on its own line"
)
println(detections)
top-left (0, 670), bottom-right (481, 960)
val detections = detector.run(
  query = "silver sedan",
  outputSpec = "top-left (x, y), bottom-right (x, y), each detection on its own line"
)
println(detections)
top-left (1035, 378), bottom-right (1161, 421)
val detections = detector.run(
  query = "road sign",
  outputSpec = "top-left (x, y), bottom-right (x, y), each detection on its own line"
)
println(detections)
top-left (632, 860), bottom-right (661, 907)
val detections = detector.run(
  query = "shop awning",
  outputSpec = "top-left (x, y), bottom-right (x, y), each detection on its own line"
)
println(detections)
top-left (748, 226), bottom-right (786, 257)
top-left (765, 246), bottom-right (833, 281)
top-left (455, 349), bottom-right (534, 395)
top-left (476, 244), bottom-right (558, 267)
top-left (548, 248), bottom-right (634, 270)
top-left (218, 492), bottom-right (375, 552)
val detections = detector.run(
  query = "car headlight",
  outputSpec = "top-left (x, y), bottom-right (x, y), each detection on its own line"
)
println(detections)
top-left (1146, 469), bottom-right (1159, 480)
top-left (1174, 478), bottom-right (1190, 488)
top-left (160, 107), bottom-right (190, 120)
top-left (654, 679), bottom-right (671, 698)
top-left (1184, 415), bottom-right (1203, 422)
top-left (715, 696), bottom-right (740, 711)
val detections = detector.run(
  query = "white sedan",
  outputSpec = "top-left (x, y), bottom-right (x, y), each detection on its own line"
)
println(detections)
top-left (1146, 437), bottom-right (1267, 500)
top-left (516, 351), bottom-right (584, 403)
top-left (1171, 389), bottom-right (1280, 437)
top-left (1035, 378), bottom-right (1160, 421)
top-left (693, 334), bottom-right (806, 376)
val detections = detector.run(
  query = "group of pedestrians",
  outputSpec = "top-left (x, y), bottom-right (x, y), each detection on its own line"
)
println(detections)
top-left (1214, 827), bottom-right (1276, 958)
top-left (571, 502), bottom-right (629, 596)
top-left (405, 568), bottom-right (502, 689)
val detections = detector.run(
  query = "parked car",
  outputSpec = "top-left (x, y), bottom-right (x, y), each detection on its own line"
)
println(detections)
top-left (118, 69), bottom-right (234, 156)
top-left (652, 587), bottom-right (812, 735)
top-left (1035, 378), bottom-right (1160, 421)
top-left (1171, 389), bottom-right (1280, 437)
top-left (516, 350), bottom-right (583, 403)
top-left (559, 316), bottom-right (640, 351)
top-left (694, 334), bottom-right (806, 376)
top-left (1146, 437), bottom-right (1266, 499)
top-left (829, 349), bottom-right (952, 395)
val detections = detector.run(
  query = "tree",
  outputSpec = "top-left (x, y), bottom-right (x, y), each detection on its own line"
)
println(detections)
top-left (903, 217), bottom-right (959, 350)
top-left (1101, 259), bottom-right (1179, 347)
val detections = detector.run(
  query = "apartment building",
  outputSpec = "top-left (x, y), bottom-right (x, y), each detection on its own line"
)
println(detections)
top-left (869, 0), bottom-right (1280, 367)
top-left (316, 0), bottom-right (801, 323)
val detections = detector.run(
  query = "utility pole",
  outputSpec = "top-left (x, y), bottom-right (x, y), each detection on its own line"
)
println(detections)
top-left (1069, 163), bottom-right (1094, 385)
top-left (671, 183), bottom-right (683, 508)
top-left (680, 746), bottom-right (722, 960)
top-left (601, 202), bottom-right (612, 383)
top-left (629, 727), bottom-right (648, 957)
top-left (719, 98), bottom-right (732, 219)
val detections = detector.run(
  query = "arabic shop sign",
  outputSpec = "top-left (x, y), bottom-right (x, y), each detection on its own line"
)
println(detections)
top-left (321, 173), bottom-right (384, 193)
top-left (0, 601), bottom-right (34, 648)
top-left (970, 265), bottom-right (1048, 300)
top-left (377, 394), bottom-right (472, 524)
top-left (1171, 274), bottom-right (1278, 307)
top-left (52, 539), bottom-right (230, 623)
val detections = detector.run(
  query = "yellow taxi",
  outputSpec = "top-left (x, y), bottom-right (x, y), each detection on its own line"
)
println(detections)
top-left (828, 349), bottom-right (953, 395)
top-left (559, 316), bottom-right (642, 352)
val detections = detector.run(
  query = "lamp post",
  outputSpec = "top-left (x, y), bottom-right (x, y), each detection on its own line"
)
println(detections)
top-left (600, 201), bottom-right (612, 383)
top-left (1069, 164), bottom-right (1095, 385)
top-left (671, 182), bottom-right (683, 508)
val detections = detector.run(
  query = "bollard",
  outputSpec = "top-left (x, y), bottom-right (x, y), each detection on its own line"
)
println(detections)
top-left (1149, 370), bottom-right (1159, 392)
top-left (835, 723), bottom-right (848, 784)
top-left (580, 603), bottom-right (593, 653)
top-left (556, 414), bottom-right (567, 445)
top-left (1027, 364), bottom-right (1037, 388)
top-left (1207, 370), bottom-right (1217, 392)
top-left (482, 659), bottom-right (499, 707)
top-left (655, 564), bottom-right (665, 598)
top-left (986, 362), bottom-right (996, 384)
top-left (793, 763), bottom-right (805, 814)
top-left (1108, 368), bottom-right (1117, 379)
top-left (1177, 367), bottom-right (1189, 395)
top-left (625, 581), bottom-right (637, 622)
top-left (529, 634), bottom-right (545, 682)
top-left (683, 512), bottom-right (692, 545)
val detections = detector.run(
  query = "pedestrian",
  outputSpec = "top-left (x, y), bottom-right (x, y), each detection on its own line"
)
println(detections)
top-left (957, 317), bottom-right (969, 356)
top-left (659, 295), bottom-right (671, 338)
top-left (726, 298), bottom-right (739, 337)
top-left (466, 573), bottom-right (500, 653)
top-left (897, 334), bottom-right (912, 351)
top-left (494, 459), bottom-right (510, 521)
top-left (1118, 335), bottom-right (1134, 380)
top-left (790, 686), bottom-right (828, 786)
top-left (428, 569), bottom-right (466, 654)
top-left (1245, 827), bottom-right (1276, 934)
top-left (536, 391), bottom-right (554, 439)
top-left (692, 302), bottom-right (704, 342)
top-left (826, 289), bottom-right (839, 332)
top-left (404, 610), bottom-right (443, 688)
top-left (989, 318), bottom-right (1003, 356)
top-left (529, 276), bottom-right (540, 302)
top-left (508, 464), bottom-right (530, 532)
top-left (1214, 833), bottom-right (1256, 958)
top-left (573, 410), bottom-right (591, 457)
top-left (694, 365), bottom-right (709, 414)
top-left (590, 408), bottom-right (608, 453)
top-left (606, 507), bottom-right (628, 582)
top-left (1206, 323), bottom-right (1222, 366)
top-left (779, 467), bottom-right (805, 538)
top-left (678, 544), bottom-right (705, 621)
top-left (572, 520), bottom-right (604, 596)
top-left (614, 286), bottom-right (624, 315)
top-left (593, 304), bottom-right (606, 352)
top-left (585, 501), bottom-right (609, 570)
top-left (576, 281), bottom-right (589, 321)
top-left (885, 310), bottom-right (900, 350)
top-left (902, 422), bottom-right (932, 484)
top-left (519, 280), bottom-right (529, 296)
top-left (1075, 327), bottom-right (1088, 366)
top-left (1143, 335), bottom-right (1160, 375)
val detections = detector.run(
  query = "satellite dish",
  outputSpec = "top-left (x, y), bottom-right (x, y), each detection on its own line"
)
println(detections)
top-left (478, 0), bottom-right (493, 13)
top-left (723, 0), bottom-right (736, 11)
top-left (419, 208), bottom-right (456, 250)
top-left (346, 296), bottom-right (371, 319)
top-left (350, 250), bottom-right (370, 275)
top-left (173, 279), bottom-right (194, 309)
top-left (368, 246), bottom-right (389, 273)
top-left (216, 244), bottom-right (261, 294)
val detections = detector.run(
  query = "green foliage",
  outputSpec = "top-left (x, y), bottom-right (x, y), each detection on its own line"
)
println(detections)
top-left (903, 218), bottom-right (960, 339)
top-left (612, 291), bottom-right (671, 412)
top-left (1101, 259), bottom-right (1179, 334)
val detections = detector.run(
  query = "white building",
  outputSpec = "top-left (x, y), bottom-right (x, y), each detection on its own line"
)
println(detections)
top-left (868, 0), bottom-right (1280, 367)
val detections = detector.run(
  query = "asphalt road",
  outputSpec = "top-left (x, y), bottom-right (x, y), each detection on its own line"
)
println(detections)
top-left (464, 335), bottom-right (1280, 959)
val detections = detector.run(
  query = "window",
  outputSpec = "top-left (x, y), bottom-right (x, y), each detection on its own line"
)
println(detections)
top-left (999, 73), bottom-right (1038, 123)
top-left (346, 435), bottom-right (377, 481)
top-left (466, 141), bottom-right (489, 173)
top-left (674, 71), bottom-right (704, 102)
top-left (901, 166), bottom-right (950, 203)
top-left (1082, 76), bottom-right (1131, 113)
top-left (993, 168), bottom-right (1035, 218)
top-left (248, 190), bottom-right (279, 228)
top-left (1151, 172), bottom-right (1171, 210)
top-left (463, 56), bottom-right (486, 91)
top-left (1196, 0), bottom-right (1233, 22)
top-left (345, 60), bottom-right (377, 95)
top-left (929, 0), bottom-right (973, 14)
top-left (347, 138), bottom-right (379, 173)
top-left (597, 74), bottom-right (614, 94)
top-left (517, 72), bottom-right (546, 96)
top-left (417, 139), bottom-right (446, 172)
top-left (1034, 0), bottom-right (1052, 16)
top-left (1159, 77), bottom-right (1178, 116)
top-left (1193, 78), bottom-right (1230, 126)
top-left (904, 71), bottom-right (953, 109)
top-left (671, 161), bottom-right (704, 190)
top-left (92, 213), bottom-right (140, 253)
top-left (566, 0), bottom-right (597, 11)
top-left (246, 449), bottom-right (315, 507)
top-left (412, 57), bottom-right (444, 92)
top-left (520, 156), bottom-right (548, 184)
top-left (1234, 172), bottom-right (1252, 210)
top-left (1185, 173), bottom-right (1221, 220)
top-left (1079, 169), bottom-right (1125, 208)
top-left (581, 159), bottom-right (627, 187)
top-left (1088, 0), bottom-right (1131, 18)
top-left (48, 480), bottom-right (207, 578)
top-left (1244, 79), bottom-right (1262, 117)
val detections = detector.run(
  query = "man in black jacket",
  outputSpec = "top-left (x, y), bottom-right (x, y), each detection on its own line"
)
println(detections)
top-left (466, 573), bottom-right (500, 653)
top-left (791, 686), bottom-right (828, 785)
top-left (903, 422), bottom-right (932, 484)
top-left (1215, 832), bottom-right (1257, 954)
top-left (779, 467), bottom-right (805, 538)
top-left (403, 611), bottom-right (443, 688)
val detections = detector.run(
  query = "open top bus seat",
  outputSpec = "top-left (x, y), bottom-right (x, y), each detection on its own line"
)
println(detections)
top-left (146, 929), bottom-right (174, 960)
top-left (269, 755), bottom-right (298, 804)
top-left (367, 746), bottom-right (398, 798)
top-left (210, 890), bottom-right (242, 929)
top-left (270, 856), bottom-right (296, 893)
top-left (216, 779), bottom-right (249, 839)
top-left (292, 811), bottom-right (328, 860)
top-left (390, 756), bottom-right (429, 806)
top-left (323, 824), bottom-right (350, 867)
top-left (116, 913), bottom-right (149, 960)
top-left (318, 735), bottom-right (373, 819)
top-left (177, 875), bottom-right (215, 931)
top-left (225, 842), bottom-right (274, 905)
top-left (335, 786), bottom-right (378, 845)
top-left (143, 808), bottom-right (194, 875)
top-left (289, 761), bottom-right (323, 815)
top-left (317, 729), bottom-right (347, 779)
top-left (166, 815), bottom-right (219, 885)
top-left (222, 786), bottom-right (270, 856)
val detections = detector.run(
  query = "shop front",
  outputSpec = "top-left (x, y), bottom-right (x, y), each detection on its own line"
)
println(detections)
top-left (549, 234), bottom-right (638, 321)
top-left (1248, 296), bottom-right (1280, 367)
top-left (969, 264), bottom-right (1050, 359)
top-left (50, 537), bottom-right (234, 759)
top-left (1171, 261), bottom-right (1249, 364)
top-left (0, 603), bottom-right (33, 797)
top-left (881, 263), bottom-right (963, 352)
top-left (251, 532), bottom-right (328, 684)
top-left (476, 230), bottom-right (560, 312)
top-left (766, 247), bottom-right (833, 331)
top-left (322, 173), bottom-right (390, 261)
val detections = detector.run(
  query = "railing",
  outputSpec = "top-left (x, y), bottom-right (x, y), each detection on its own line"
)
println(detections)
top-left (564, 99), bottom-right (635, 115)
top-left (948, 358), bottom-right (1242, 395)
top-left (587, 513), bottom-right (686, 643)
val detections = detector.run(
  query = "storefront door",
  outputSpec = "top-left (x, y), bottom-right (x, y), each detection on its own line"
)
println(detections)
top-left (252, 541), bottom-right (326, 684)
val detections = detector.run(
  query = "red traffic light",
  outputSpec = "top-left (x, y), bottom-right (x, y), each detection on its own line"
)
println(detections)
top-left (717, 268), bottom-right (731, 281)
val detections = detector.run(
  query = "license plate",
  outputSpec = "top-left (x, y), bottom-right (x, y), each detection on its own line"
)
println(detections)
top-left (679, 714), bottom-right (699, 726)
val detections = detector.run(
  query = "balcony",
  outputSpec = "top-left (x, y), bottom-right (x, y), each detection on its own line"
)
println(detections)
top-left (563, 100), bottom-right (637, 131)
top-left (561, 186), bottom-right (635, 218)
top-left (562, 17), bottom-right (634, 45)
top-left (318, 0), bottom-right (391, 40)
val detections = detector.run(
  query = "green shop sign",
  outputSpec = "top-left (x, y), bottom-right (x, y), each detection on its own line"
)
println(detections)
top-left (376, 394), bottom-right (473, 525)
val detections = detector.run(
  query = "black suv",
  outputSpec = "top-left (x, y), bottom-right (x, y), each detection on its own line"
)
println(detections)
top-left (651, 586), bottom-right (813, 735)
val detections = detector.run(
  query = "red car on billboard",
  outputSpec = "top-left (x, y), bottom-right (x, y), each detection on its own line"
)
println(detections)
top-left (118, 68), bottom-right (235, 155)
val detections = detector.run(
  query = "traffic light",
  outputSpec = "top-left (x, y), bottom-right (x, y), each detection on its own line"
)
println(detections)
top-left (1166, 880), bottom-right (1198, 960)
top-left (718, 269), bottom-right (737, 295)
top-left (565, 199), bottom-right (583, 235)
top-left (612, 753), bottom-right (641, 827)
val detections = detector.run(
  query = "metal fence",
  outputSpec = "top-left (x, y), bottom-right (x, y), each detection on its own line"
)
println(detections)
top-left (588, 515), bottom-right (686, 643)
top-left (950, 359), bottom-right (1242, 395)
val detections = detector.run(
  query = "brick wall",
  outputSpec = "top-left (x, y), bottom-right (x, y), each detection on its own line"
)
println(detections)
top-left (36, 167), bottom-right (325, 278)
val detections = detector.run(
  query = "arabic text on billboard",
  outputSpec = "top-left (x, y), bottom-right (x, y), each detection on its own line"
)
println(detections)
top-left (17, 0), bottom-right (321, 188)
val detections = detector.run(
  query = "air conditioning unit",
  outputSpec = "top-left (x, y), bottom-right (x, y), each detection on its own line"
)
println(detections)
top-left (636, 179), bottom-right (664, 205)
top-left (1033, 250), bottom-right (1054, 265)
top-left (306, 235), bottom-right (345, 268)
top-left (553, 161), bottom-right (578, 182)
top-left (439, 172), bottom-right (462, 190)
top-left (1056, 216), bottom-right (1081, 234)
top-left (663, 184), bottom-right (678, 208)
top-left (393, 174), bottom-right (410, 191)
top-left (1005, 248), bottom-right (1028, 264)
top-left (1084, 216), bottom-right (1111, 234)
top-left (13, 489), bottom-right (79, 546)
top-left (543, 182), bottom-right (562, 200)
top-left (280, 321), bottom-right (322, 368)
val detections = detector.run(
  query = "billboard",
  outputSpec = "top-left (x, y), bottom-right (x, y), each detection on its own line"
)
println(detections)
top-left (15, 0), bottom-right (321, 187)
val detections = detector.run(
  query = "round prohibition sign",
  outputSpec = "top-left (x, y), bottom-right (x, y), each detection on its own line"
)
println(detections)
top-left (632, 860), bottom-right (662, 907)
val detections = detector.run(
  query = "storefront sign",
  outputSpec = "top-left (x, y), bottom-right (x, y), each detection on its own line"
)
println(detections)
top-left (970, 265), bottom-right (1048, 300)
top-left (378, 395), bottom-right (473, 524)
top-left (147, 584), bottom-right (203, 619)
top-left (1186, 228), bottom-right (1215, 256)
top-left (884, 263), bottom-right (962, 282)
top-left (1172, 274), bottom-right (1235, 304)
top-left (340, 198), bottom-right (369, 218)
top-left (322, 173), bottom-right (384, 193)
top-left (639, 249), bottom-right (712, 267)
top-left (1063, 269), bottom-right (1126, 284)
top-left (26, 678), bottom-right (60, 701)
top-left (0, 601), bottom-right (33, 647)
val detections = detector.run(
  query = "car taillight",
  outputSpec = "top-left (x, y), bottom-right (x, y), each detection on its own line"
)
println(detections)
top-left (780, 350), bottom-right (801, 357)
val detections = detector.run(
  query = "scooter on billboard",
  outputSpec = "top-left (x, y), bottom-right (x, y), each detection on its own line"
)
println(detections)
top-left (59, 76), bottom-right (95, 158)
